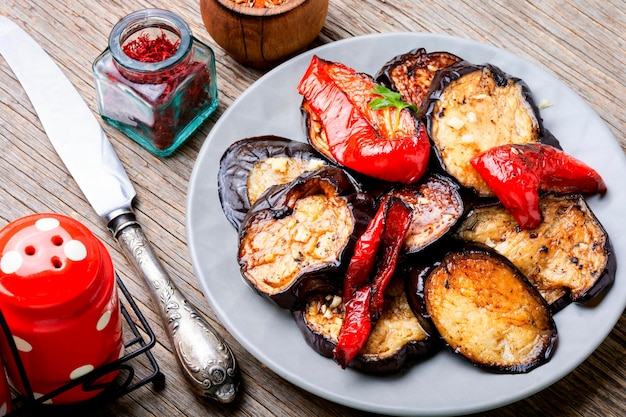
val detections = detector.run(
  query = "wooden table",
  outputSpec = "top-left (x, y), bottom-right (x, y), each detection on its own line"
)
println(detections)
top-left (0, 1), bottom-right (624, 416)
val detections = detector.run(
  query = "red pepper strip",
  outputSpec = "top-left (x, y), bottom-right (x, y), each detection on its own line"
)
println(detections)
top-left (342, 197), bottom-right (387, 300)
top-left (333, 286), bottom-right (372, 369)
top-left (297, 55), bottom-right (430, 184)
top-left (471, 143), bottom-right (606, 230)
top-left (369, 197), bottom-right (413, 319)
top-left (333, 197), bottom-right (412, 368)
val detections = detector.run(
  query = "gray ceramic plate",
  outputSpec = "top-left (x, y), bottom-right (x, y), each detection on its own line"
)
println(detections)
top-left (186, 33), bottom-right (626, 416)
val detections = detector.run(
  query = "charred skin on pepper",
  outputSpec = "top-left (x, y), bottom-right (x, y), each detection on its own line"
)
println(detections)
top-left (298, 55), bottom-right (430, 184)
top-left (369, 197), bottom-right (414, 319)
top-left (470, 143), bottom-right (606, 230)
top-left (334, 196), bottom-right (413, 368)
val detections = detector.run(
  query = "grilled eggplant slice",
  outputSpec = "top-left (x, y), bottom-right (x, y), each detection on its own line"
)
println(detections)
top-left (388, 173), bottom-right (464, 254)
top-left (404, 260), bottom-right (441, 339)
top-left (238, 166), bottom-right (374, 309)
top-left (375, 48), bottom-right (462, 110)
top-left (293, 277), bottom-right (439, 374)
top-left (422, 61), bottom-right (543, 196)
top-left (453, 194), bottom-right (615, 310)
top-left (218, 135), bottom-right (329, 230)
top-left (424, 245), bottom-right (557, 373)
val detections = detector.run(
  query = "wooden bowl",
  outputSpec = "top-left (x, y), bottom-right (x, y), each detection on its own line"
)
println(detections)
top-left (199, 0), bottom-right (328, 69)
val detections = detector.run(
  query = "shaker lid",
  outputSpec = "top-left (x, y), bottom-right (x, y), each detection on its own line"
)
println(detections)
top-left (0, 213), bottom-right (111, 314)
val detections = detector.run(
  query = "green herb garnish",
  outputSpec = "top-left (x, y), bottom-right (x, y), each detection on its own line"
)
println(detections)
top-left (369, 86), bottom-right (418, 134)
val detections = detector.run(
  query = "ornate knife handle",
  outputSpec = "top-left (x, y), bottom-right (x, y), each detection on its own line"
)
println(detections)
top-left (107, 210), bottom-right (239, 403)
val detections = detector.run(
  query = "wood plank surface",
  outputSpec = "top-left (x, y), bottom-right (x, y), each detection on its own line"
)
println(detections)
top-left (0, 1), bottom-right (624, 416)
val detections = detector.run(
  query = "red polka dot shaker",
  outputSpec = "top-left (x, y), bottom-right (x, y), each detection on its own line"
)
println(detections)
top-left (0, 213), bottom-right (124, 404)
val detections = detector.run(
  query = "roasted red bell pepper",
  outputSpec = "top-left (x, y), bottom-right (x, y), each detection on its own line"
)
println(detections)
top-left (342, 201), bottom-right (386, 301)
top-left (369, 198), bottom-right (413, 319)
top-left (297, 55), bottom-right (430, 184)
top-left (471, 143), bottom-right (606, 230)
top-left (333, 285), bottom-right (372, 369)
top-left (334, 197), bottom-right (412, 368)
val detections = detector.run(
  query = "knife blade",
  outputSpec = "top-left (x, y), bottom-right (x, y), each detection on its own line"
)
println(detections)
top-left (0, 15), bottom-right (239, 403)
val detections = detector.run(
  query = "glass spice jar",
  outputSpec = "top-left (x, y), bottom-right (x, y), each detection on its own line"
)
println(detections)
top-left (92, 9), bottom-right (219, 157)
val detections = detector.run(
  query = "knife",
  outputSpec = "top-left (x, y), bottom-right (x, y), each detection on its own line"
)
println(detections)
top-left (0, 15), bottom-right (239, 403)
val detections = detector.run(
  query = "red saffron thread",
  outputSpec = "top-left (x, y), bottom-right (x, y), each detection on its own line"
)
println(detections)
top-left (123, 31), bottom-right (180, 62)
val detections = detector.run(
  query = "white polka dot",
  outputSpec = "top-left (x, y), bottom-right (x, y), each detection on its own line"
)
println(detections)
top-left (13, 336), bottom-right (32, 352)
top-left (0, 402), bottom-right (7, 417)
top-left (96, 310), bottom-right (111, 331)
top-left (33, 392), bottom-right (53, 404)
top-left (69, 364), bottom-right (94, 380)
top-left (64, 240), bottom-right (87, 261)
top-left (35, 217), bottom-right (60, 231)
top-left (1, 251), bottom-right (22, 274)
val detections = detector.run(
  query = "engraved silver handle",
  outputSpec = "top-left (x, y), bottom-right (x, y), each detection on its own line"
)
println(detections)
top-left (107, 210), bottom-right (239, 403)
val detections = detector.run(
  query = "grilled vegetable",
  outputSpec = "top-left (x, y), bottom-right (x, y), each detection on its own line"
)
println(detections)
top-left (388, 174), bottom-right (464, 254)
top-left (453, 194), bottom-right (615, 309)
top-left (298, 55), bottom-right (430, 184)
top-left (422, 61), bottom-right (543, 196)
top-left (375, 47), bottom-right (462, 110)
top-left (292, 276), bottom-right (439, 374)
top-left (218, 135), bottom-right (329, 230)
top-left (335, 196), bottom-right (413, 368)
top-left (471, 143), bottom-right (606, 229)
top-left (423, 245), bottom-right (557, 373)
top-left (403, 260), bottom-right (442, 338)
top-left (238, 166), bottom-right (374, 309)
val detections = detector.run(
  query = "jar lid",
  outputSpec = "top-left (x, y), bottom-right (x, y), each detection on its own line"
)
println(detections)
top-left (0, 214), bottom-right (113, 318)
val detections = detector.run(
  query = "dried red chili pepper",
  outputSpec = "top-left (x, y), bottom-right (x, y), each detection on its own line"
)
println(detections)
top-left (470, 143), bottom-right (606, 230)
top-left (334, 197), bottom-right (412, 368)
top-left (297, 56), bottom-right (430, 184)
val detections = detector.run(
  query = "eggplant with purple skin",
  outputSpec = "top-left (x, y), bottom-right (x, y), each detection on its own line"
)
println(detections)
top-left (388, 173), bottom-right (464, 255)
top-left (418, 244), bottom-right (557, 373)
top-left (404, 260), bottom-right (441, 339)
top-left (238, 166), bottom-right (374, 309)
top-left (422, 61), bottom-right (545, 197)
top-left (375, 47), bottom-right (462, 110)
top-left (218, 135), bottom-right (329, 230)
top-left (453, 193), bottom-right (616, 312)
top-left (292, 276), bottom-right (439, 374)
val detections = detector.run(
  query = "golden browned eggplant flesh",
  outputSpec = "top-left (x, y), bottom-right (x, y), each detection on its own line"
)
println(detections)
top-left (216, 47), bottom-right (615, 376)
top-left (293, 277), bottom-right (438, 374)
top-left (454, 194), bottom-right (615, 311)
top-left (422, 62), bottom-right (542, 196)
top-left (237, 167), bottom-right (368, 309)
top-left (424, 246), bottom-right (557, 373)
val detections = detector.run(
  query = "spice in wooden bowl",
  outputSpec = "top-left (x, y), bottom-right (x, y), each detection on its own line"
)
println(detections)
top-left (200, 0), bottom-right (328, 69)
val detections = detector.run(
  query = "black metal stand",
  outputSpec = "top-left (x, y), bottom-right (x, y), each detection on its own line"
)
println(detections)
top-left (1, 274), bottom-right (164, 416)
